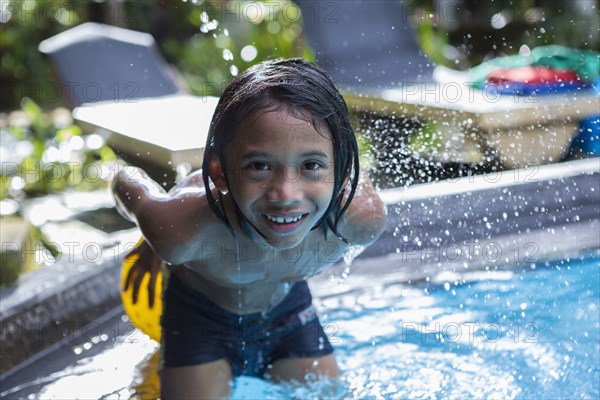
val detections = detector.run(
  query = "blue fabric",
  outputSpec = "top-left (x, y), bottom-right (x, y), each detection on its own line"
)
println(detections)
top-left (571, 115), bottom-right (600, 156)
top-left (489, 81), bottom-right (593, 96)
top-left (160, 274), bottom-right (334, 377)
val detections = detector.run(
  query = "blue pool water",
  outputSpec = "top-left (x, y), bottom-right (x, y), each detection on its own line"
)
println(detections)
top-left (1, 252), bottom-right (598, 399)
top-left (325, 252), bottom-right (599, 399)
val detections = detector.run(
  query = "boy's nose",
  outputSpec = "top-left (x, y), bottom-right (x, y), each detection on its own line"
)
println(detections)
top-left (266, 166), bottom-right (303, 204)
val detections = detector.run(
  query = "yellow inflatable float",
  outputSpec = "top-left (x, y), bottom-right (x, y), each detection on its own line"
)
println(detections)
top-left (120, 239), bottom-right (163, 342)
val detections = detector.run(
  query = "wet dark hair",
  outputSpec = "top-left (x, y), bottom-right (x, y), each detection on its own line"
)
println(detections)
top-left (202, 58), bottom-right (359, 242)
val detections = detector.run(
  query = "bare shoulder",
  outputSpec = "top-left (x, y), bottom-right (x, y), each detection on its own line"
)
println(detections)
top-left (112, 167), bottom-right (221, 265)
top-left (336, 173), bottom-right (387, 246)
top-left (156, 188), bottom-right (230, 265)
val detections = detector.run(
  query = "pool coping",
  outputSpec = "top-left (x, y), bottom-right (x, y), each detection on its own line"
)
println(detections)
top-left (309, 219), bottom-right (600, 299)
top-left (1, 157), bottom-right (598, 377)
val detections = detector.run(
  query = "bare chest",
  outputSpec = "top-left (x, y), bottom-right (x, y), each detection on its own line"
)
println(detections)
top-left (187, 234), bottom-right (347, 287)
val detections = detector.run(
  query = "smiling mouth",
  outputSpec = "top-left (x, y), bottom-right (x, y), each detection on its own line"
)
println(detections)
top-left (264, 213), bottom-right (307, 224)
top-left (262, 213), bottom-right (308, 233)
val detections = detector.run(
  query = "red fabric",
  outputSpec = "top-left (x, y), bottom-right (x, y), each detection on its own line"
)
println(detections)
top-left (487, 66), bottom-right (580, 84)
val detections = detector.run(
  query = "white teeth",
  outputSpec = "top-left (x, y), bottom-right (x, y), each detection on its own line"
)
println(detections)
top-left (266, 214), bottom-right (303, 224)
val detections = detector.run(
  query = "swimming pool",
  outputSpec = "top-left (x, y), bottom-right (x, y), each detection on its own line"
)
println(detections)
top-left (327, 252), bottom-right (599, 399)
top-left (1, 159), bottom-right (597, 398)
top-left (1, 252), bottom-right (597, 399)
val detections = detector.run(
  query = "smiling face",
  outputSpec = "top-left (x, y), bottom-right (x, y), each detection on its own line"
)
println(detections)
top-left (214, 107), bottom-right (335, 249)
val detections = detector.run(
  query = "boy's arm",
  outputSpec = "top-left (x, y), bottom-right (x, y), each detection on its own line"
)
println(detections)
top-left (337, 171), bottom-right (387, 246)
top-left (112, 166), bottom-right (166, 223)
top-left (112, 166), bottom-right (206, 265)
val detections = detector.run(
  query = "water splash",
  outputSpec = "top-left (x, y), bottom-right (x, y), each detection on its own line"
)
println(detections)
top-left (199, 11), bottom-right (218, 33)
top-left (343, 244), bottom-right (366, 266)
top-left (222, 48), bottom-right (234, 61)
top-left (337, 244), bottom-right (366, 284)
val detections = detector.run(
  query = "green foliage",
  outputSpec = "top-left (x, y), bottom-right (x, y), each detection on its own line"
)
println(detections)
top-left (2, 0), bottom-right (597, 111)
top-left (0, 0), bottom-right (313, 201)
top-left (416, 13), bottom-right (449, 67)
top-left (156, 0), bottom-right (313, 97)
top-left (0, 0), bottom-right (89, 110)
top-left (0, 98), bottom-right (118, 200)
top-left (0, 215), bottom-right (58, 286)
top-left (410, 0), bottom-right (599, 69)
top-left (0, 0), bottom-right (312, 110)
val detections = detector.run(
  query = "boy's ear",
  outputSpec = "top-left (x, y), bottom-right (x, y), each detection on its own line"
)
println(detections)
top-left (207, 153), bottom-right (229, 195)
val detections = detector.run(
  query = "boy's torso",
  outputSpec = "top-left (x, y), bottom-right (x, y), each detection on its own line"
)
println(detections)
top-left (171, 216), bottom-right (349, 315)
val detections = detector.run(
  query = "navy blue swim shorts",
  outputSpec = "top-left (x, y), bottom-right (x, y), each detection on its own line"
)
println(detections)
top-left (160, 274), bottom-right (334, 377)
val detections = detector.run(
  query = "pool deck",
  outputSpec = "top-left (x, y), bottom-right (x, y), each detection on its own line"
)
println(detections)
top-left (0, 157), bottom-right (598, 378)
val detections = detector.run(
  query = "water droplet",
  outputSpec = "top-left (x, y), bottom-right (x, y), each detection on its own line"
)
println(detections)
top-left (240, 45), bottom-right (258, 62)
top-left (222, 49), bottom-right (234, 61)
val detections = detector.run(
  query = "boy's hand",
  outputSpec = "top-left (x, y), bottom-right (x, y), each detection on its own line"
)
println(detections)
top-left (123, 240), bottom-right (162, 308)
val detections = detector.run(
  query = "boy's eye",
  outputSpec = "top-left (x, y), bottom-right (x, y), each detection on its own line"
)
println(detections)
top-left (304, 161), bottom-right (322, 171)
top-left (251, 162), bottom-right (270, 171)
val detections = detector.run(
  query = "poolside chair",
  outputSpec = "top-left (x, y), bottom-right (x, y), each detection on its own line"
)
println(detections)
top-left (38, 22), bottom-right (184, 108)
top-left (296, 0), bottom-right (435, 90)
top-left (38, 22), bottom-right (196, 187)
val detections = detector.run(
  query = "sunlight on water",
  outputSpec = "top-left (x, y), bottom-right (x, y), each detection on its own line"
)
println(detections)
top-left (320, 254), bottom-right (599, 399)
top-left (37, 337), bottom-right (158, 399)
top-left (0, 330), bottom-right (160, 400)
